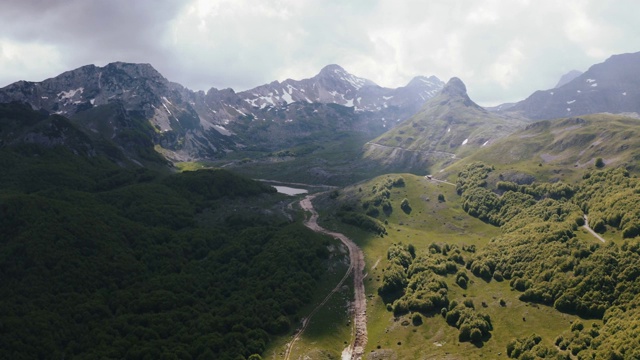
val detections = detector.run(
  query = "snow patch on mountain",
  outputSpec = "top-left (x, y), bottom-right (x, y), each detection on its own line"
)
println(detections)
top-left (281, 91), bottom-right (293, 104)
top-left (58, 88), bottom-right (84, 100)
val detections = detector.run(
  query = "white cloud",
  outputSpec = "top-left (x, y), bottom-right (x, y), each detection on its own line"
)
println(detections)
top-left (490, 41), bottom-right (526, 89)
top-left (0, 39), bottom-right (64, 84)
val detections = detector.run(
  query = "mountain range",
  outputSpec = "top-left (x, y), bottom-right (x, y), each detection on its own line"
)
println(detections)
top-left (0, 63), bottom-right (443, 162)
top-left (0, 51), bottom-right (639, 173)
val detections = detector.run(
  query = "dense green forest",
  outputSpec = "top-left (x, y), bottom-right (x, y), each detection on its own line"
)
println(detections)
top-left (451, 162), bottom-right (640, 359)
top-left (0, 104), bottom-right (332, 359)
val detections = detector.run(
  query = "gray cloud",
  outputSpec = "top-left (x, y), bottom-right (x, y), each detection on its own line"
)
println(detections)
top-left (1, 0), bottom-right (639, 105)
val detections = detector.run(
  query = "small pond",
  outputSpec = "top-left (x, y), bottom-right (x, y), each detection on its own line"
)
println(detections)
top-left (273, 186), bottom-right (309, 196)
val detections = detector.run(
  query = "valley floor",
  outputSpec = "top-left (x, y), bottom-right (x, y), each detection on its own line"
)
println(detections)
top-left (267, 173), bottom-right (612, 359)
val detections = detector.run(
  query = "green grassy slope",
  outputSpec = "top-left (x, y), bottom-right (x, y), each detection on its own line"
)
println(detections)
top-left (440, 114), bottom-right (640, 183)
top-left (306, 174), bottom-right (595, 359)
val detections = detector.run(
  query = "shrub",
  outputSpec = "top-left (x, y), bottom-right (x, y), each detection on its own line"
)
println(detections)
top-left (412, 313), bottom-right (423, 326)
top-left (400, 198), bottom-right (412, 214)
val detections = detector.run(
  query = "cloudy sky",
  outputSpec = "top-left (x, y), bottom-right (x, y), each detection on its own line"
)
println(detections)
top-left (0, 0), bottom-right (638, 105)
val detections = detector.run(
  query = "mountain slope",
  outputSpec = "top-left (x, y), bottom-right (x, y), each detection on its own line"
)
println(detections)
top-left (363, 77), bottom-right (524, 172)
top-left (504, 52), bottom-right (640, 120)
top-left (441, 113), bottom-right (640, 182)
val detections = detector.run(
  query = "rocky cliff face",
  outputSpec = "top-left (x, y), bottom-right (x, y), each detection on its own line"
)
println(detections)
top-left (0, 63), bottom-right (443, 161)
top-left (503, 52), bottom-right (640, 120)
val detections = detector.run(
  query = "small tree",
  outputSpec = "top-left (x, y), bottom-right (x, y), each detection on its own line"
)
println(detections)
top-left (470, 328), bottom-right (483, 343)
top-left (438, 194), bottom-right (446, 202)
top-left (412, 313), bottom-right (423, 326)
top-left (595, 157), bottom-right (605, 168)
top-left (400, 198), bottom-right (412, 214)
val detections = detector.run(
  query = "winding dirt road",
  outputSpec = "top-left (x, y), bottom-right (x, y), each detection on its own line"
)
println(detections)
top-left (284, 195), bottom-right (367, 360)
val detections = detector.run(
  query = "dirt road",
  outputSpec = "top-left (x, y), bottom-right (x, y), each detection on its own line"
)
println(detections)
top-left (583, 215), bottom-right (606, 243)
top-left (291, 195), bottom-right (368, 360)
top-left (365, 142), bottom-right (458, 159)
top-left (426, 176), bottom-right (456, 187)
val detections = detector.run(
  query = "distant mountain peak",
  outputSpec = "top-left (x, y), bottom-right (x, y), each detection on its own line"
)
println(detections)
top-left (406, 75), bottom-right (441, 88)
top-left (437, 77), bottom-right (485, 111)
top-left (441, 77), bottom-right (467, 96)
top-left (318, 64), bottom-right (347, 75)
top-left (316, 64), bottom-right (376, 89)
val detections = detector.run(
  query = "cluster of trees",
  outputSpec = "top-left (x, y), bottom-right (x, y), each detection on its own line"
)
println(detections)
top-left (554, 320), bottom-right (600, 357)
top-left (444, 300), bottom-right (493, 343)
top-left (379, 242), bottom-right (493, 344)
top-left (575, 168), bottom-right (640, 238)
top-left (337, 210), bottom-right (387, 235)
top-left (363, 176), bottom-right (405, 215)
top-left (336, 175), bottom-right (407, 233)
top-left (455, 162), bottom-right (640, 358)
top-left (507, 334), bottom-right (569, 359)
top-left (0, 139), bottom-right (330, 359)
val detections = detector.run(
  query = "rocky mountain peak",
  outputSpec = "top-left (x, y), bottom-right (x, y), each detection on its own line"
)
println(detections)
top-left (406, 75), bottom-right (441, 88)
top-left (441, 77), bottom-right (467, 97)
top-left (318, 64), bottom-right (347, 76)
top-left (316, 64), bottom-right (376, 90)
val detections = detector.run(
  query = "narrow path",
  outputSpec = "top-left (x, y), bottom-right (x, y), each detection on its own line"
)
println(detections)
top-left (583, 215), bottom-right (606, 243)
top-left (425, 176), bottom-right (456, 187)
top-left (365, 142), bottom-right (458, 159)
top-left (283, 246), bottom-right (353, 360)
top-left (284, 195), bottom-right (367, 360)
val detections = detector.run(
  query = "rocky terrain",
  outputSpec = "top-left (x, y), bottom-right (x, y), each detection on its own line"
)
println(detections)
top-left (0, 63), bottom-right (443, 162)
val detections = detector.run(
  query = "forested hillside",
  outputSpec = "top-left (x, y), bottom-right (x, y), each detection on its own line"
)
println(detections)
top-left (452, 162), bottom-right (640, 358)
top-left (0, 105), bottom-right (333, 360)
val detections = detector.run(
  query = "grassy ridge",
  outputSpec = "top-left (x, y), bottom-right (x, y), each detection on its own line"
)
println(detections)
top-left (441, 114), bottom-right (640, 183)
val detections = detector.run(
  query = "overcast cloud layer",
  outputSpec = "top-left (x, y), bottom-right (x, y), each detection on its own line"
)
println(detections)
top-left (0, 0), bottom-right (638, 105)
